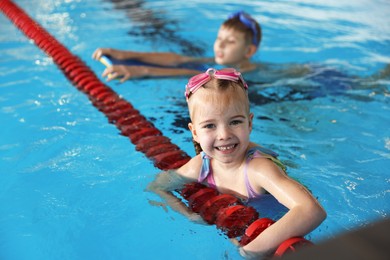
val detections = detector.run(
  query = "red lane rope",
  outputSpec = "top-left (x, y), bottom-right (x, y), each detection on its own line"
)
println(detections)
top-left (180, 182), bottom-right (313, 257)
top-left (0, 0), bottom-right (312, 257)
top-left (0, 0), bottom-right (190, 171)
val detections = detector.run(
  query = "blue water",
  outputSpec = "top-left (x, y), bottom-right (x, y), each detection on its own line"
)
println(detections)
top-left (1, 0), bottom-right (389, 259)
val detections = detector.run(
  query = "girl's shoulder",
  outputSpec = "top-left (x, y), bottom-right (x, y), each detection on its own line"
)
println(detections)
top-left (247, 144), bottom-right (287, 172)
top-left (247, 156), bottom-right (289, 197)
top-left (177, 154), bottom-right (203, 179)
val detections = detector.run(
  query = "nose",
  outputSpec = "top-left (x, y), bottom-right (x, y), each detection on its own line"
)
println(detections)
top-left (219, 40), bottom-right (226, 49)
top-left (215, 39), bottom-right (225, 49)
top-left (217, 125), bottom-right (231, 140)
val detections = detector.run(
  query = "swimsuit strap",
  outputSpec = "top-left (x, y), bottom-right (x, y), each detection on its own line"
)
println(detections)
top-left (250, 146), bottom-right (287, 172)
top-left (244, 147), bottom-right (287, 198)
top-left (199, 147), bottom-right (286, 198)
top-left (244, 148), bottom-right (264, 198)
top-left (198, 152), bottom-right (216, 188)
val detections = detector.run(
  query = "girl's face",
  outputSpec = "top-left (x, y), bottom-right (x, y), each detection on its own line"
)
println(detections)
top-left (188, 87), bottom-right (253, 164)
top-left (213, 26), bottom-right (251, 66)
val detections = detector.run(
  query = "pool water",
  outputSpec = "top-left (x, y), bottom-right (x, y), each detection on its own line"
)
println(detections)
top-left (1, 0), bottom-right (389, 259)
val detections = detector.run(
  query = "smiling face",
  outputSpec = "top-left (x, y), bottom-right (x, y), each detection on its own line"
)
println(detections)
top-left (188, 79), bottom-right (253, 164)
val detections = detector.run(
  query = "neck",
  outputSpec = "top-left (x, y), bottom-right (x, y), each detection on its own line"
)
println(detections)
top-left (213, 158), bottom-right (243, 171)
top-left (210, 147), bottom-right (250, 171)
top-left (235, 59), bottom-right (256, 72)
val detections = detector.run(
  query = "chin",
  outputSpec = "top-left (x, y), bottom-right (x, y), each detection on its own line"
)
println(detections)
top-left (215, 57), bottom-right (228, 65)
top-left (215, 58), bottom-right (223, 65)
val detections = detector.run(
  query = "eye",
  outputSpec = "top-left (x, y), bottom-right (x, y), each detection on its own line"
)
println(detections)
top-left (203, 123), bottom-right (216, 129)
top-left (227, 38), bottom-right (236, 44)
top-left (231, 120), bottom-right (243, 126)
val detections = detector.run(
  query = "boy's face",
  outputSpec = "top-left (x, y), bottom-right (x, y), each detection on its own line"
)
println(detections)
top-left (213, 26), bottom-right (251, 66)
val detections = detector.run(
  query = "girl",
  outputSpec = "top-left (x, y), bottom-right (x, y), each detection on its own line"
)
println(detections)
top-left (148, 68), bottom-right (326, 258)
top-left (92, 11), bottom-right (261, 82)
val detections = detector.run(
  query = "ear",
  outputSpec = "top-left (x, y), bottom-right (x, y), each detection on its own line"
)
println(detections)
top-left (248, 113), bottom-right (254, 132)
top-left (245, 44), bottom-right (258, 59)
top-left (188, 122), bottom-right (199, 143)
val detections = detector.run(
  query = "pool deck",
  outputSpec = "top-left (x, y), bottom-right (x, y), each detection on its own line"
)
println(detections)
top-left (280, 217), bottom-right (390, 260)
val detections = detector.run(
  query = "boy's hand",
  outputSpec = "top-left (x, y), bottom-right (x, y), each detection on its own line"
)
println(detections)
top-left (92, 48), bottom-right (110, 60)
top-left (102, 65), bottom-right (148, 83)
top-left (92, 48), bottom-right (127, 60)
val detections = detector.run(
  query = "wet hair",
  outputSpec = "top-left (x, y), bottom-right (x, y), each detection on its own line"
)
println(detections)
top-left (193, 139), bottom-right (203, 155)
top-left (188, 78), bottom-right (249, 154)
top-left (223, 15), bottom-right (262, 48)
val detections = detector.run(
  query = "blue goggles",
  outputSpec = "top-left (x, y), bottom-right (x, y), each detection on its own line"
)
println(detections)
top-left (228, 11), bottom-right (259, 46)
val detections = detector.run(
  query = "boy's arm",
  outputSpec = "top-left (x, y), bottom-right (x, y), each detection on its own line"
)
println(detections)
top-left (92, 48), bottom-right (209, 67)
top-left (102, 65), bottom-right (201, 82)
top-left (264, 62), bottom-right (312, 78)
top-left (241, 159), bottom-right (327, 258)
top-left (368, 63), bottom-right (390, 80)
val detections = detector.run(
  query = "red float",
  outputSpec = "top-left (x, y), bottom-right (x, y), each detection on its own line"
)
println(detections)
top-left (187, 187), bottom-right (219, 213)
top-left (199, 194), bottom-right (241, 224)
top-left (215, 205), bottom-right (259, 238)
top-left (239, 218), bottom-right (275, 246)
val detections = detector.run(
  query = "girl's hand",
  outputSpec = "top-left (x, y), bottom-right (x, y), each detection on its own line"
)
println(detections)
top-left (188, 212), bottom-right (207, 225)
top-left (239, 247), bottom-right (271, 260)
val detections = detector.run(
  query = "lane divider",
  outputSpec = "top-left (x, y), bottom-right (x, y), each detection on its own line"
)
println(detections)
top-left (0, 0), bottom-right (312, 257)
top-left (180, 182), bottom-right (313, 257)
top-left (0, 0), bottom-right (190, 171)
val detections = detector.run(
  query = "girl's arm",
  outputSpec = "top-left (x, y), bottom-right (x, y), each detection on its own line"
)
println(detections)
top-left (241, 159), bottom-right (327, 258)
top-left (147, 156), bottom-right (204, 221)
top-left (147, 170), bottom-right (197, 219)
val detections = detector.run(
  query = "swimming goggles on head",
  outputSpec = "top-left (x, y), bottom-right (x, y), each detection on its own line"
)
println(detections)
top-left (185, 68), bottom-right (248, 101)
top-left (228, 11), bottom-right (258, 46)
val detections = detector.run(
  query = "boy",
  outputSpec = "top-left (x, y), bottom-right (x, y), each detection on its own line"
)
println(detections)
top-left (92, 11), bottom-right (261, 82)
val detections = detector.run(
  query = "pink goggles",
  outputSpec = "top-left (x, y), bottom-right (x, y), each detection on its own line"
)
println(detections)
top-left (185, 68), bottom-right (248, 100)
